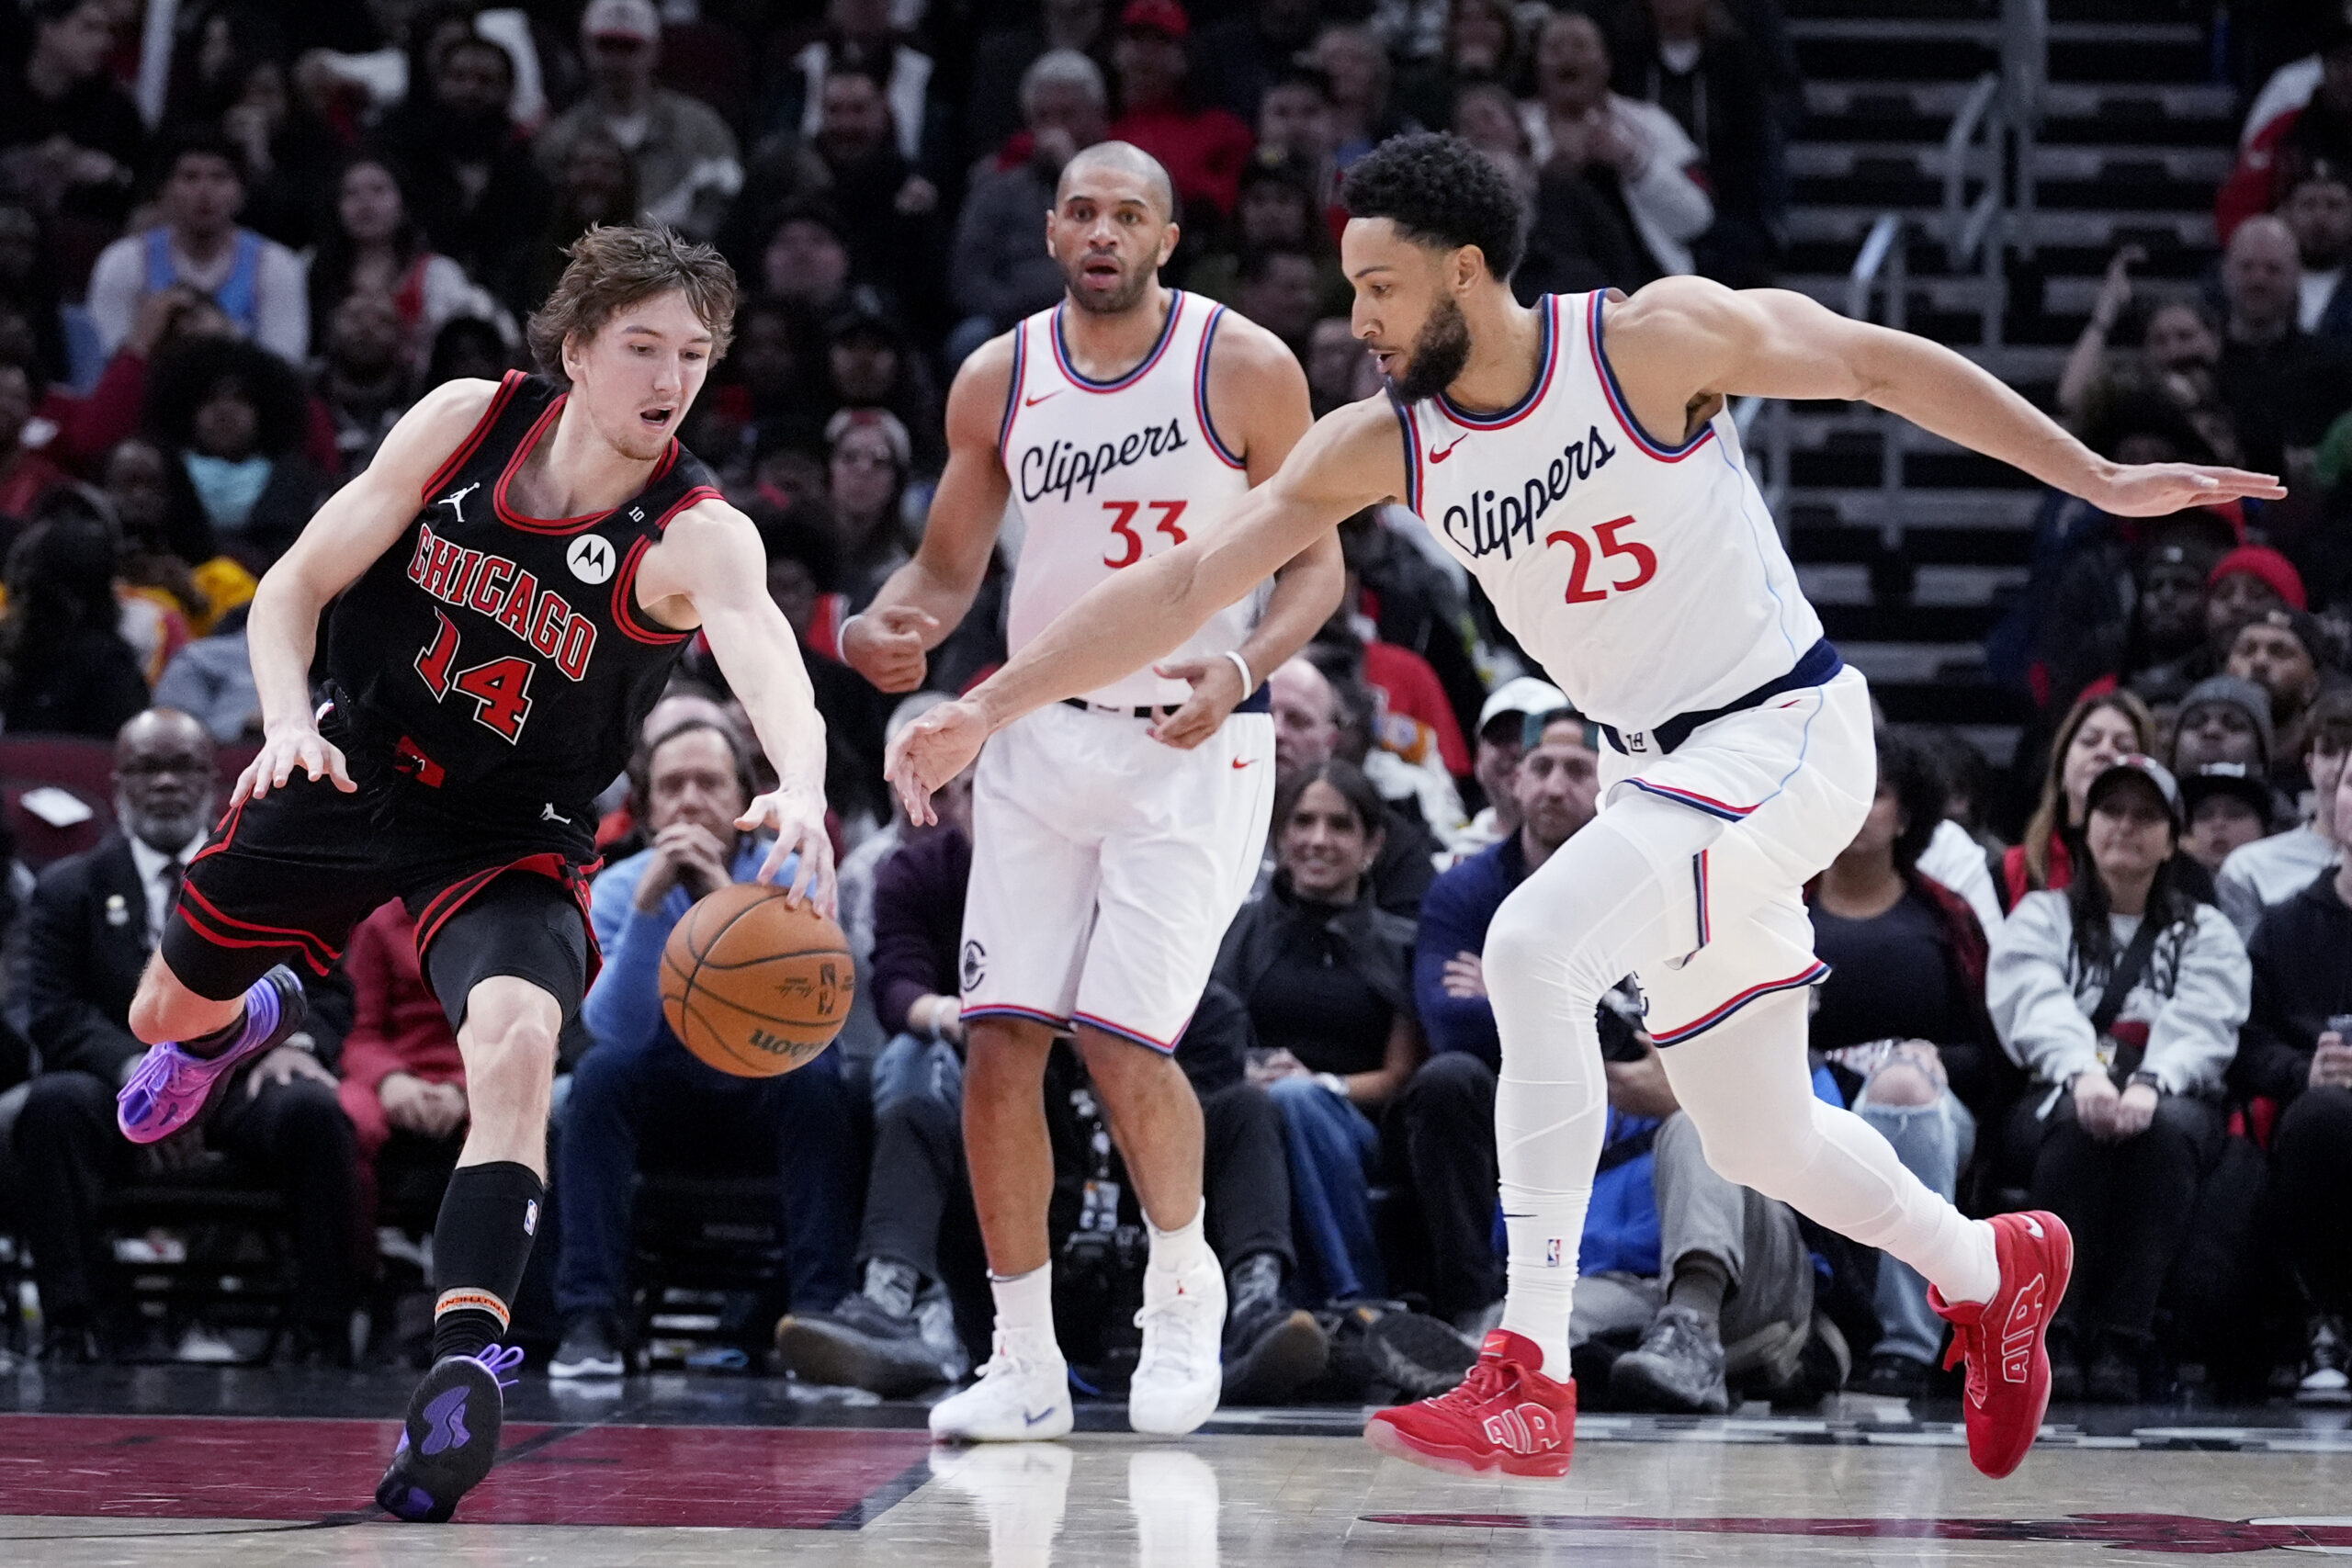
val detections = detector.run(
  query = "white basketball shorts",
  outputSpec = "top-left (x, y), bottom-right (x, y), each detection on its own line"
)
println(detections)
top-left (960, 701), bottom-right (1275, 1052)
top-left (1601, 663), bottom-right (1876, 1045)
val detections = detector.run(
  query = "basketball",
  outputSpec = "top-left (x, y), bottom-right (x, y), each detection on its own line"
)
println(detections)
top-left (659, 882), bottom-right (854, 1077)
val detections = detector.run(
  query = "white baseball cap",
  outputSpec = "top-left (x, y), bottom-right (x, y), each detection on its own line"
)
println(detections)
top-left (582, 0), bottom-right (660, 42)
top-left (1477, 676), bottom-right (1569, 737)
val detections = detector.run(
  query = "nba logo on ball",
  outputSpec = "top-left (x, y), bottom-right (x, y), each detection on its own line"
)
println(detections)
top-left (660, 883), bottom-right (854, 1077)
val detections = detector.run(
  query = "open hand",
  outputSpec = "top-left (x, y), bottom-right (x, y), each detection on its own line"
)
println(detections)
top-left (842, 604), bottom-right (939, 694)
top-left (741, 784), bottom-right (836, 918)
top-left (2077, 459), bottom-right (2285, 516)
top-left (2110, 1079), bottom-right (2159, 1138)
top-left (1146, 655), bottom-right (1245, 750)
top-left (246, 1043), bottom-right (335, 1100)
top-left (886, 698), bottom-right (992, 826)
top-left (236, 721), bottom-right (355, 805)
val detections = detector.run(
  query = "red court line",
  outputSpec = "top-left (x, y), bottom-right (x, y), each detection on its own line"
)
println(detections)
top-left (0, 1415), bottom-right (930, 1529)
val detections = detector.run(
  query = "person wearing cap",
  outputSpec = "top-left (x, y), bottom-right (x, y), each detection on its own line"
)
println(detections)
top-left (2172, 673), bottom-right (2276, 776)
top-left (2180, 762), bottom-right (2276, 874)
top-left (1445, 676), bottom-right (1567, 863)
top-left (2120, 542), bottom-right (2223, 705)
top-left (1107, 0), bottom-right (1256, 221)
top-left (2229, 749), bottom-right (2352, 1404)
top-left (2217, 687), bottom-right (2352, 938)
top-left (534, 0), bottom-right (741, 242)
top-left (1988, 754), bottom-right (2249, 1402)
top-left (2227, 607), bottom-right (2341, 782)
top-left (821, 308), bottom-right (944, 473)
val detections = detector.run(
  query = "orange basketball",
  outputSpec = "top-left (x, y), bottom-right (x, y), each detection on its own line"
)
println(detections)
top-left (659, 882), bottom-right (854, 1077)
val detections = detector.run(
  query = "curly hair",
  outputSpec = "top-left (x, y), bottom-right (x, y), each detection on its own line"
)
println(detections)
top-left (145, 337), bottom-right (308, 458)
top-left (1340, 130), bottom-right (1525, 279)
top-left (525, 223), bottom-right (739, 385)
top-left (1875, 728), bottom-right (1946, 877)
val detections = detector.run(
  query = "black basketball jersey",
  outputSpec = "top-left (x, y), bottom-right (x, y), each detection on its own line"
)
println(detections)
top-left (325, 371), bottom-right (720, 812)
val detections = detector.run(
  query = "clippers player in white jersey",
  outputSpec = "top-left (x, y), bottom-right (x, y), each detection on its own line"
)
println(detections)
top-left (889, 135), bottom-right (2284, 1478)
top-left (840, 141), bottom-right (1342, 1441)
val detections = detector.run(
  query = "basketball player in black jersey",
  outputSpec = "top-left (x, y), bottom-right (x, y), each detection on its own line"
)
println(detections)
top-left (109, 226), bottom-right (834, 1522)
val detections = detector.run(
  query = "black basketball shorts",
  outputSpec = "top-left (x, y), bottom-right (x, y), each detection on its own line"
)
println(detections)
top-left (163, 764), bottom-right (599, 1030)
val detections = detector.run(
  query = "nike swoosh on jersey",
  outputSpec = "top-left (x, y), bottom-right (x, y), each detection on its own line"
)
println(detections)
top-left (1430, 436), bottom-right (1468, 463)
top-left (1023, 390), bottom-right (1060, 407)
top-left (1230, 758), bottom-right (1256, 769)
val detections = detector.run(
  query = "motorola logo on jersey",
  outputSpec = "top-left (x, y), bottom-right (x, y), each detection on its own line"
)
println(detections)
top-left (1016, 417), bottom-right (1189, 504)
top-left (1439, 423), bottom-right (1618, 561)
top-left (405, 518), bottom-right (598, 681)
top-left (566, 534), bottom-right (616, 584)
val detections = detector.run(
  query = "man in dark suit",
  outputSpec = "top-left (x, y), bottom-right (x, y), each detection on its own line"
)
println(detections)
top-left (9, 708), bottom-right (360, 1362)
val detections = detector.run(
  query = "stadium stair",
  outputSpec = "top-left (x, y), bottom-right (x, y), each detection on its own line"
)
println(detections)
top-left (1772, 0), bottom-right (2231, 764)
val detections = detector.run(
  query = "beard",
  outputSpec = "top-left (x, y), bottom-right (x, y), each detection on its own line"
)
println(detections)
top-left (1386, 297), bottom-right (1473, 404)
top-left (1062, 254), bottom-right (1155, 315)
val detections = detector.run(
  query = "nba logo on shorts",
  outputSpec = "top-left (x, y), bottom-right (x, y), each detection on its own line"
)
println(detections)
top-left (1544, 1238), bottom-right (1563, 1267)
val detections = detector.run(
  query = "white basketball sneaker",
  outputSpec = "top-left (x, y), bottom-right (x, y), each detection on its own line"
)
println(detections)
top-left (1129, 1254), bottom-right (1226, 1437)
top-left (929, 1329), bottom-right (1074, 1442)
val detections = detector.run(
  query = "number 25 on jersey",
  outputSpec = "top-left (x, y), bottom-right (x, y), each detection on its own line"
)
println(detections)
top-left (1547, 514), bottom-right (1657, 604)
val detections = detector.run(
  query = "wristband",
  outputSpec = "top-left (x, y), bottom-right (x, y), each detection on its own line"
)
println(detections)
top-left (1316, 1071), bottom-right (1349, 1099)
top-left (838, 613), bottom-right (865, 649)
top-left (1223, 649), bottom-right (1255, 694)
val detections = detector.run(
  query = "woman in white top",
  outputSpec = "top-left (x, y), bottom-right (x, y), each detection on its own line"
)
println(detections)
top-left (303, 159), bottom-right (510, 372)
top-left (1988, 754), bottom-right (2248, 1404)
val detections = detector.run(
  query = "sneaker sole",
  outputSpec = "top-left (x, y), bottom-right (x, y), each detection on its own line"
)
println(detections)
top-left (547, 1356), bottom-right (624, 1380)
top-left (775, 1317), bottom-right (945, 1398)
top-left (1363, 1413), bottom-right (1572, 1479)
top-left (928, 1404), bottom-right (1076, 1443)
top-left (1130, 1376), bottom-right (1221, 1438)
top-left (1224, 1311), bottom-right (1329, 1404)
top-left (375, 1359), bottom-right (505, 1521)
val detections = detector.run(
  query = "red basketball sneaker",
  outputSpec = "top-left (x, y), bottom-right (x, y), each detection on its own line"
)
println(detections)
top-left (1929, 1210), bottom-right (2074, 1480)
top-left (1363, 1329), bottom-right (1577, 1478)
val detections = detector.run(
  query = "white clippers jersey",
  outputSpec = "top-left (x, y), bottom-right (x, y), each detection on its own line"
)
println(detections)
top-left (1001, 290), bottom-right (1257, 709)
top-left (1396, 291), bottom-right (1824, 732)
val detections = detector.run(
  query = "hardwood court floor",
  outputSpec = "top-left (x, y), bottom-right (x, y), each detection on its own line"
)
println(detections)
top-left (3, 1367), bottom-right (2348, 1564)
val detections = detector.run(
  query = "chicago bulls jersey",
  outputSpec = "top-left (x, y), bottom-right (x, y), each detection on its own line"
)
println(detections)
top-left (1395, 291), bottom-right (1823, 732)
top-left (1000, 290), bottom-right (1257, 708)
top-left (325, 370), bottom-right (719, 809)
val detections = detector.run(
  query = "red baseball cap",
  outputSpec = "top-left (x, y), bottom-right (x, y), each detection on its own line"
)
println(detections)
top-left (2207, 544), bottom-right (2308, 611)
top-left (1121, 0), bottom-right (1190, 39)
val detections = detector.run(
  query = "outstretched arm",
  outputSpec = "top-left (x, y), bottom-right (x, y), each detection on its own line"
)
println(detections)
top-left (887, 397), bottom-right (1403, 818)
top-left (1605, 276), bottom-right (2285, 515)
top-left (640, 500), bottom-right (835, 912)
top-left (840, 335), bottom-right (1016, 694)
top-left (235, 377), bottom-right (503, 805)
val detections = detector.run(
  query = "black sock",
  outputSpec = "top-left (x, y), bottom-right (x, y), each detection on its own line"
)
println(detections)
top-left (182, 1008), bottom-right (248, 1059)
top-left (430, 1161), bottom-right (545, 1362)
top-left (1667, 1253), bottom-right (1732, 1325)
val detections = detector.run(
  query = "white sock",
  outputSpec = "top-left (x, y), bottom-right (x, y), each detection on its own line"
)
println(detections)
top-left (1940, 1219), bottom-right (2000, 1306)
top-left (989, 1264), bottom-right (1060, 1359)
top-left (1497, 1189), bottom-right (1591, 1381)
top-left (1146, 1200), bottom-right (1212, 1276)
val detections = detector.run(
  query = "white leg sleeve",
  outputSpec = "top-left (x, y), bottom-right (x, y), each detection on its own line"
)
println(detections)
top-left (1483, 796), bottom-right (1724, 1376)
top-left (1655, 987), bottom-right (1998, 1307)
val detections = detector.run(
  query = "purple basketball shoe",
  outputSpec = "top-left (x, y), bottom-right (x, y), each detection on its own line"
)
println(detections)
top-left (115, 967), bottom-right (308, 1145)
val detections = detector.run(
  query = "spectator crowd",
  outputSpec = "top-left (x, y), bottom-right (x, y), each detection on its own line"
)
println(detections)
top-left (0, 0), bottom-right (2343, 1419)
